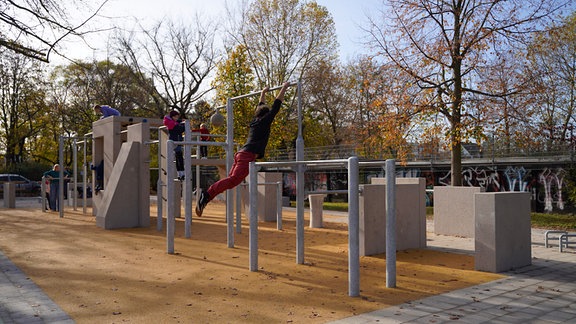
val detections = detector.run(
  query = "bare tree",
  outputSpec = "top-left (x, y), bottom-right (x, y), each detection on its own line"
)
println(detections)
top-left (114, 18), bottom-right (219, 119)
top-left (474, 51), bottom-right (538, 156)
top-left (229, 0), bottom-right (338, 86)
top-left (366, 0), bottom-right (573, 185)
top-left (524, 13), bottom-right (576, 151)
top-left (305, 59), bottom-right (353, 147)
top-left (0, 0), bottom-right (108, 63)
top-left (225, 0), bottom-right (339, 151)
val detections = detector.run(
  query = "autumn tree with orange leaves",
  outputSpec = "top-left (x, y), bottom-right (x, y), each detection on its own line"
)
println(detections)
top-left (366, 0), bottom-right (573, 185)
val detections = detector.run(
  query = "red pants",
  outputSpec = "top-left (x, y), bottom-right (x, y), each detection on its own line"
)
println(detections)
top-left (207, 151), bottom-right (256, 201)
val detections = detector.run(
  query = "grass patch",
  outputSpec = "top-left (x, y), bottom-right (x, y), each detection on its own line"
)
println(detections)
top-left (322, 202), bottom-right (348, 212)
top-left (531, 213), bottom-right (576, 230)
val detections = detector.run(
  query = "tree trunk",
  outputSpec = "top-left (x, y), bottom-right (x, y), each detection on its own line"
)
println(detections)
top-left (451, 141), bottom-right (462, 186)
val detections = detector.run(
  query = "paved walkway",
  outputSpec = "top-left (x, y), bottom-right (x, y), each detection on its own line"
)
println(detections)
top-left (0, 251), bottom-right (73, 324)
top-left (0, 199), bottom-right (73, 324)
top-left (330, 227), bottom-right (576, 324)
top-left (1, 200), bottom-right (575, 323)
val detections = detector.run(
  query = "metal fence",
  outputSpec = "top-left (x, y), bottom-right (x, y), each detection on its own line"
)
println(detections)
top-left (266, 142), bottom-right (575, 163)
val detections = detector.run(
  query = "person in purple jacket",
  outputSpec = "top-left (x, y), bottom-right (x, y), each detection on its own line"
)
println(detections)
top-left (94, 105), bottom-right (121, 119)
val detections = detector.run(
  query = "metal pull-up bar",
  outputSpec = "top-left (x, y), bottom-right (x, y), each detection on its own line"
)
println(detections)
top-left (229, 81), bottom-right (298, 101)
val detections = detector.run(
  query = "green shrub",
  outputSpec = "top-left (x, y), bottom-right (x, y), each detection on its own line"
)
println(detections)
top-left (564, 166), bottom-right (576, 207)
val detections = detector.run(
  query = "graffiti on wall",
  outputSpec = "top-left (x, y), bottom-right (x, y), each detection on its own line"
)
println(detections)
top-left (538, 168), bottom-right (567, 212)
top-left (281, 164), bottom-right (571, 212)
top-left (428, 166), bottom-right (567, 212)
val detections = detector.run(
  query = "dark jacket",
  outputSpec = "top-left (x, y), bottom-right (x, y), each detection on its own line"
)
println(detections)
top-left (241, 99), bottom-right (282, 158)
top-left (163, 116), bottom-right (185, 142)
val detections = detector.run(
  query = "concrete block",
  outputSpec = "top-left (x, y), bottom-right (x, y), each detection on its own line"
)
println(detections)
top-left (371, 177), bottom-right (424, 187)
top-left (434, 186), bottom-right (484, 238)
top-left (475, 192), bottom-right (531, 273)
top-left (91, 117), bottom-right (160, 225)
top-left (245, 172), bottom-right (282, 222)
top-left (96, 142), bottom-right (142, 229)
top-left (359, 183), bottom-right (426, 256)
top-left (308, 194), bottom-right (325, 228)
top-left (3, 183), bottom-right (15, 208)
top-left (282, 196), bottom-right (290, 207)
top-left (127, 122), bottom-right (151, 227)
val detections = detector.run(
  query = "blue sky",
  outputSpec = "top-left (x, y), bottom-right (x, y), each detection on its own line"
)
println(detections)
top-left (55, 0), bottom-right (381, 64)
top-left (315, 0), bottom-right (381, 60)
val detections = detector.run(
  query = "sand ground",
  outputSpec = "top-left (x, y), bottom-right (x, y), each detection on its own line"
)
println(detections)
top-left (0, 202), bottom-right (502, 323)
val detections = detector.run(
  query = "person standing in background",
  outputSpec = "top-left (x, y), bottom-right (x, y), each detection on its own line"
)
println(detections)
top-left (43, 164), bottom-right (70, 211)
top-left (43, 178), bottom-right (51, 211)
top-left (192, 123), bottom-right (211, 158)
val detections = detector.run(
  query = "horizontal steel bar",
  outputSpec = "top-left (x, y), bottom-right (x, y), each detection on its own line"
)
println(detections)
top-left (307, 190), bottom-right (348, 195)
top-left (171, 140), bottom-right (228, 147)
top-left (256, 159), bottom-right (349, 168)
top-left (240, 182), bottom-right (281, 186)
top-left (230, 81), bottom-right (298, 101)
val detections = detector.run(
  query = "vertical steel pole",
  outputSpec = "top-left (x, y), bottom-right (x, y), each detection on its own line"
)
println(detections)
top-left (195, 130), bottom-right (201, 212)
top-left (157, 128), bottom-right (163, 231)
top-left (297, 80), bottom-right (303, 142)
top-left (295, 80), bottom-right (305, 264)
top-left (249, 161), bottom-right (258, 271)
top-left (276, 182), bottom-right (282, 230)
top-left (41, 176), bottom-right (46, 213)
top-left (348, 156), bottom-right (360, 297)
top-left (73, 139), bottom-right (78, 210)
top-left (386, 159), bottom-right (397, 288)
top-left (82, 136), bottom-right (88, 214)
top-left (226, 98), bottom-right (235, 248)
top-left (58, 136), bottom-right (64, 218)
top-left (184, 121), bottom-right (192, 238)
top-left (236, 186), bottom-right (242, 233)
top-left (166, 140), bottom-right (175, 254)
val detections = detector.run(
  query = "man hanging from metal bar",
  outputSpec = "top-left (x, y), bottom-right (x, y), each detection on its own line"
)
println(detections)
top-left (195, 82), bottom-right (290, 217)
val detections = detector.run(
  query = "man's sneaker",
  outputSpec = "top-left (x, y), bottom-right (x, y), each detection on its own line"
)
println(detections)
top-left (195, 190), bottom-right (209, 217)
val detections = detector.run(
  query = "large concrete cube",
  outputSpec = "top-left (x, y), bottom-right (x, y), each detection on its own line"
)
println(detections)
top-left (474, 192), bottom-right (531, 273)
top-left (434, 186), bottom-right (484, 238)
top-left (359, 183), bottom-right (426, 256)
